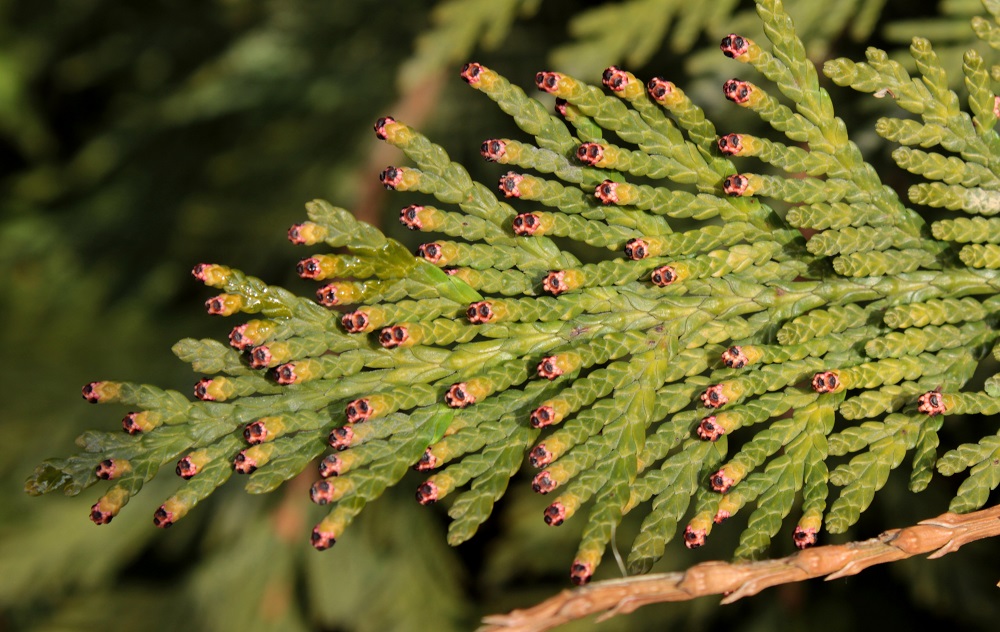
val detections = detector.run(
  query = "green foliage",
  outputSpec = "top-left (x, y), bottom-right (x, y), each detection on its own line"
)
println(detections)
top-left (549, 0), bottom-right (889, 79)
top-left (27, 0), bottom-right (1000, 582)
top-left (12, 0), bottom-right (1000, 630)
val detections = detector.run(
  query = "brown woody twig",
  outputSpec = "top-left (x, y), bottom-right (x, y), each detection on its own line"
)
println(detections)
top-left (480, 505), bottom-right (1000, 632)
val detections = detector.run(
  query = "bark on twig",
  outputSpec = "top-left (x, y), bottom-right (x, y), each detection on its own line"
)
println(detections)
top-left (480, 505), bottom-right (1000, 632)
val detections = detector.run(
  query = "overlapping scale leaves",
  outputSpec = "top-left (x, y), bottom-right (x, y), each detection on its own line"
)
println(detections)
top-left (26, 0), bottom-right (1000, 585)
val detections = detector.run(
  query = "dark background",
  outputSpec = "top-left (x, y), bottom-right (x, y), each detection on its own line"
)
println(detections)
top-left (2, 0), bottom-right (997, 630)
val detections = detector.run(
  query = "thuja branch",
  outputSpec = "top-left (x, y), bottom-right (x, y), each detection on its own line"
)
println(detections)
top-left (480, 504), bottom-right (1000, 632)
top-left (25, 0), bottom-right (1000, 604)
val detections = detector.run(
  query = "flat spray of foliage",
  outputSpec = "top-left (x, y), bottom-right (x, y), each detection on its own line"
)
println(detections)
top-left (26, 0), bottom-right (1000, 614)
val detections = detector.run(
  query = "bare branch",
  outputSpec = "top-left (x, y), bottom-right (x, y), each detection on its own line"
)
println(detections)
top-left (480, 504), bottom-right (1000, 632)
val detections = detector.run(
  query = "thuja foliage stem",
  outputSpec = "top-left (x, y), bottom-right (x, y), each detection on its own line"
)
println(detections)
top-left (26, 0), bottom-right (1000, 603)
top-left (480, 504), bottom-right (1000, 632)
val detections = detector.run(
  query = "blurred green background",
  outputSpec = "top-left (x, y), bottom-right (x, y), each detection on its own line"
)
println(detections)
top-left (3, 0), bottom-right (999, 630)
